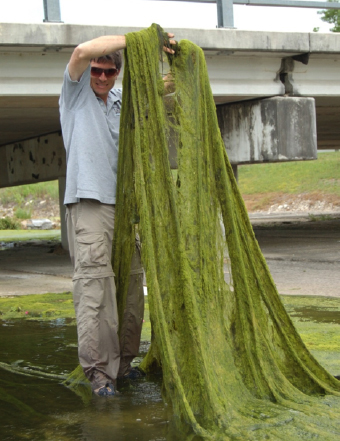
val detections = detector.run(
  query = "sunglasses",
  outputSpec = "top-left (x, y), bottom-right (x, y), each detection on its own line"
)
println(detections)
top-left (90, 67), bottom-right (119, 78)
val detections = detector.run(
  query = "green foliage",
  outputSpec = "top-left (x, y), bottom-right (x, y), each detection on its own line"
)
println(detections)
top-left (318, 0), bottom-right (340, 32)
top-left (308, 213), bottom-right (335, 221)
top-left (14, 208), bottom-right (31, 220)
top-left (0, 181), bottom-right (58, 205)
top-left (0, 217), bottom-right (20, 230)
top-left (238, 152), bottom-right (340, 195)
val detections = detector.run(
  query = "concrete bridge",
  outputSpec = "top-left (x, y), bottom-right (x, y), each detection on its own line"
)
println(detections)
top-left (1, 22), bottom-right (340, 245)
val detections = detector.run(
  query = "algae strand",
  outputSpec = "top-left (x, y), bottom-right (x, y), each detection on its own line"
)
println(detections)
top-left (113, 24), bottom-right (340, 440)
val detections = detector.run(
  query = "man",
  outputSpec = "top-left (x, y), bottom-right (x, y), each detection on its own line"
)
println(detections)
top-left (59, 33), bottom-right (175, 396)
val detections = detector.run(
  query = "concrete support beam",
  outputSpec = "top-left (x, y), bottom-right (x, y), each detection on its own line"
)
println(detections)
top-left (0, 132), bottom-right (66, 188)
top-left (217, 96), bottom-right (317, 164)
top-left (206, 55), bottom-right (284, 103)
top-left (0, 52), bottom-right (69, 97)
top-left (280, 56), bottom-right (340, 98)
top-left (0, 50), bottom-right (284, 103)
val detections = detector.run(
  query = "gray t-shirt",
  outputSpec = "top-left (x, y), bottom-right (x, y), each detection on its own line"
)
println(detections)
top-left (59, 64), bottom-right (122, 205)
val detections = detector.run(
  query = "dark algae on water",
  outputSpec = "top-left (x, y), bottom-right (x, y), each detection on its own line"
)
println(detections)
top-left (112, 24), bottom-right (340, 439)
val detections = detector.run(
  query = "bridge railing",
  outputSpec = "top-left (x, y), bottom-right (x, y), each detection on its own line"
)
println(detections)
top-left (43, 0), bottom-right (340, 29)
top-left (43, 0), bottom-right (62, 23)
top-left (155, 0), bottom-right (340, 28)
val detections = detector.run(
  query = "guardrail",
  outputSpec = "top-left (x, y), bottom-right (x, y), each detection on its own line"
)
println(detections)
top-left (150, 0), bottom-right (340, 28)
top-left (42, 0), bottom-right (340, 29)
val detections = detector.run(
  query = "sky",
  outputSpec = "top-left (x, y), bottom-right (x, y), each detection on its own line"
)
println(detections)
top-left (0, 0), bottom-right (333, 33)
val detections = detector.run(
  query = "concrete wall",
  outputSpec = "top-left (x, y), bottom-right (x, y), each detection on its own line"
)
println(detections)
top-left (217, 97), bottom-right (317, 164)
top-left (0, 132), bottom-right (65, 188)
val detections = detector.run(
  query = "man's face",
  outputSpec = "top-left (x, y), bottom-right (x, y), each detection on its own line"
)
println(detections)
top-left (90, 60), bottom-right (120, 101)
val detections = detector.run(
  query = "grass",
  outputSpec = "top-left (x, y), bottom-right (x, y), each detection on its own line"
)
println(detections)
top-left (0, 153), bottom-right (338, 229)
top-left (14, 208), bottom-right (31, 220)
top-left (0, 218), bottom-right (20, 230)
top-left (0, 153), bottom-right (338, 205)
top-left (308, 213), bottom-right (335, 222)
top-left (0, 181), bottom-right (58, 206)
top-left (0, 181), bottom-right (59, 228)
top-left (238, 152), bottom-right (340, 211)
top-left (238, 152), bottom-right (340, 196)
top-left (0, 230), bottom-right (61, 242)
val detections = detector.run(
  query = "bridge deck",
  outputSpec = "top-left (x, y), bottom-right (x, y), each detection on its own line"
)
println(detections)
top-left (1, 23), bottom-right (340, 151)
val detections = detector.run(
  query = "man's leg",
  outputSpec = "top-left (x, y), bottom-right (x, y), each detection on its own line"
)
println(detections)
top-left (66, 199), bottom-right (119, 392)
top-left (118, 238), bottom-right (145, 378)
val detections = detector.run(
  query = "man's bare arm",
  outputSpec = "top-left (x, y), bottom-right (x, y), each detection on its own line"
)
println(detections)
top-left (68, 35), bottom-right (127, 81)
top-left (68, 33), bottom-right (176, 82)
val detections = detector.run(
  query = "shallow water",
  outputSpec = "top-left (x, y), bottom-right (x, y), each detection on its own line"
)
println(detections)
top-left (291, 306), bottom-right (340, 324)
top-left (1, 299), bottom-right (340, 441)
top-left (0, 242), bottom-right (15, 251)
top-left (0, 319), bottom-right (171, 441)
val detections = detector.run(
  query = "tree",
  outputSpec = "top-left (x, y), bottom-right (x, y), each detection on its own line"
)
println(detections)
top-left (318, 0), bottom-right (340, 32)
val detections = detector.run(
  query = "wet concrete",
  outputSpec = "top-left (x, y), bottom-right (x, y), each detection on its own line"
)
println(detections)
top-left (0, 241), bottom-right (73, 296)
top-left (0, 214), bottom-right (339, 297)
top-left (251, 214), bottom-right (340, 297)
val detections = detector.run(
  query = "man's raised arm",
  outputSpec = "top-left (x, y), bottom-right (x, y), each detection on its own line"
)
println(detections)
top-left (68, 33), bottom-right (176, 82)
top-left (68, 35), bottom-right (127, 81)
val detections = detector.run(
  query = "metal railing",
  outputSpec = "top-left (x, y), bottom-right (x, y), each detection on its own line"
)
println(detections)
top-left (43, 0), bottom-right (62, 23)
top-left (151, 0), bottom-right (340, 28)
top-left (43, 0), bottom-right (340, 28)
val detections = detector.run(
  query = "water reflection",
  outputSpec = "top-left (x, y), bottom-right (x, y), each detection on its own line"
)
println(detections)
top-left (0, 320), bottom-right (171, 441)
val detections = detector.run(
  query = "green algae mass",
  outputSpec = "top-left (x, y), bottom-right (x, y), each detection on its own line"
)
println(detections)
top-left (0, 292), bottom-right (75, 321)
top-left (112, 24), bottom-right (340, 440)
top-left (283, 295), bottom-right (340, 376)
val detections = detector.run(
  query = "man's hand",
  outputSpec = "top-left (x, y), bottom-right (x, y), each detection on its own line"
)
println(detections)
top-left (164, 33), bottom-right (176, 54)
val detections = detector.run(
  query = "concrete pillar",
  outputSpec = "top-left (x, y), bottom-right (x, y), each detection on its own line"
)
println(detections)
top-left (217, 97), bottom-right (317, 164)
top-left (58, 176), bottom-right (68, 250)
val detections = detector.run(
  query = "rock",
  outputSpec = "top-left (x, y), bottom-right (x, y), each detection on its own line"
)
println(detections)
top-left (20, 220), bottom-right (28, 229)
top-left (26, 219), bottom-right (54, 230)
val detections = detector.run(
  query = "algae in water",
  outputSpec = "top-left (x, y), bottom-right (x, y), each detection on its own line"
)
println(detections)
top-left (113, 24), bottom-right (340, 439)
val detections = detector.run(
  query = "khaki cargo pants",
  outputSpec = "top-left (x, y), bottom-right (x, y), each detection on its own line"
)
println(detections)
top-left (66, 199), bottom-right (144, 382)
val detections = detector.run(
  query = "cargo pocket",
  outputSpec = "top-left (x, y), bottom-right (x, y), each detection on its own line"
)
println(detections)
top-left (76, 233), bottom-right (107, 268)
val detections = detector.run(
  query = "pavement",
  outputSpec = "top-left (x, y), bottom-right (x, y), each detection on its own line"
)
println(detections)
top-left (0, 242), bottom-right (73, 297)
top-left (250, 213), bottom-right (340, 297)
top-left (0, 213), bottom-right (339, 297)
